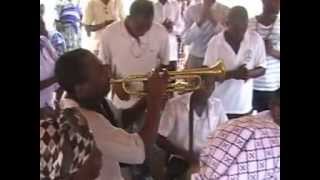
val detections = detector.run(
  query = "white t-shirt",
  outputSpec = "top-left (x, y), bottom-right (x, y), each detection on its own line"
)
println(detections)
top-left (203, 30), bottom-right (266, 114)
top-left (249, 16), bottom-right (280, 91)
top-left (158, 93), bottom-right (228, 155)
top-left (99, 21), bottom-right (169, 109)
top-left (60, 98), bottom-right (145, 180)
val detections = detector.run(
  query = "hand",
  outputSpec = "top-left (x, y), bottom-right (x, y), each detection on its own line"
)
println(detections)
top-left (233, 64), bottom-right (250, 81)
top-left (112, 82), bottom-right (130, 101)
top-left (145, 69), bottom-right (169, 100)
top-left (162, 19), bottom-right (173, 33)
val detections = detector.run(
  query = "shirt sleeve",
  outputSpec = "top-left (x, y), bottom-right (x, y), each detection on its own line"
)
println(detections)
top-left (158, 101), bottom-right (176, 137)
top-left (254, 34), bottom-right (267, 68)
top-left (83, 1), bottom-right (93, 25)
top-left (98, 33), bottom-right (112, 65)
top-left (159, 30), bottom-right (170, 65)
top-left (87, 113), bottom-right (145, 164)
top-left (203, 37), bottom-right (218, 67)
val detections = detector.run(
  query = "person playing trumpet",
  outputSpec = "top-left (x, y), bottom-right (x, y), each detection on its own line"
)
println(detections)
top-left (55, 48), bottom-right (170, 180)
top-left (157, 75), bottom-right (228, 180)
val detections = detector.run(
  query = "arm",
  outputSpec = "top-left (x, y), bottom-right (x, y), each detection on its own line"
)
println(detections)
top-left (84, 20), bottom-right (114, 33)
top-left (157, 135), bottom-right (198, 163)
top-left (40, 76), bottom-right (57, 90)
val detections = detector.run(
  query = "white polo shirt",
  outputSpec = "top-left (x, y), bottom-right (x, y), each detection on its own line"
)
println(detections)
top-left (60, 98), bottom-right (145, 180)
top-left (158, 93), bottom-right (228, 155)
top-left (99, 21), bottom-right (169, 109)
top-left (203, 30), bottom-right (266, 114)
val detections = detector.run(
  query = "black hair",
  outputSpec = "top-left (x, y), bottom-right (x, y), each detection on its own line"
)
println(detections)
top-left (227, 6), bottom-right (249, 23)
top-left (129, 0), bottom-right (154, 18)
top-left (55, 49), bottom-right (95, 93)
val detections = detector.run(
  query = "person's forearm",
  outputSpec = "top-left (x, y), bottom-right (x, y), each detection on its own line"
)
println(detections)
top-left (157, 136), bottom-right (191, 161)
top-left (40, 76), bottom-right (57, 90)
top-left (138, 96), bottom-right (162, 150)
top-left (248, 67), bottom-right (266, 78)
top-left (85, 20), bottom-right (113, 32)
top-left (269, 49), bottom-right (280, 60)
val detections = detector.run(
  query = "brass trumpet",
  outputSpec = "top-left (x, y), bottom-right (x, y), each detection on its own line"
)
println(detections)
top-left (110, 60), bottom-right (225, 96)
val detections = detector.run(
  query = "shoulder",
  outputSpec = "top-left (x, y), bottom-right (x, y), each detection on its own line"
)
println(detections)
top-left (102, 21), bottom-right (122, 37)
top-left (208, 31), bottom-right (224, 46)
top-left (246, 30), bottom-right (264, 43)
top-left (150, 22), bottom-right (168, 36)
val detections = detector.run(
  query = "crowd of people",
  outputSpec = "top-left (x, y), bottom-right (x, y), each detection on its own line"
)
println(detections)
top-left (40, 0), bottom-right (280, 179)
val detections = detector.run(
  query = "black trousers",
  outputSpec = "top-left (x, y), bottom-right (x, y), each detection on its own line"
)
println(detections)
top-left (253, 90), bottom-right (278, 112)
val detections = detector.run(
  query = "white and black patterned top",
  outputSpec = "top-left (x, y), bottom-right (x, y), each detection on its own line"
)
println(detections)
top-left (192, 111), bottom-right (280, 180)
top-left (40, 108), bottom-right (94, 180)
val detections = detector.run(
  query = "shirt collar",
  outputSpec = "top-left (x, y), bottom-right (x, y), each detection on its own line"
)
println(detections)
top-left (120, 20), bottom-right (149, 45)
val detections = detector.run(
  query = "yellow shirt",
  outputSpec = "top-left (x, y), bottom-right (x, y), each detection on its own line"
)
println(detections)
top-left (83, 0), bottom-right (124, 25)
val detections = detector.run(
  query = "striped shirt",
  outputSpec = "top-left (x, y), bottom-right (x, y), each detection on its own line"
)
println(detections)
top-left (249, 16), bottom-right (280, 91)
top-left (48, 31), bottom-right (66, 56)
top-left (58, 2), bottom-right (82, 33)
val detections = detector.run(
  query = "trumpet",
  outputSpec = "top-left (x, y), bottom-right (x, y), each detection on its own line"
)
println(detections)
top-left (110, 60), bottom-right (225, 96)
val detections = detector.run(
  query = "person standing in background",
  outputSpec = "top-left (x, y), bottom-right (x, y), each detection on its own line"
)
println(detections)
top-left (153, 0), bottom-right (184, 70)
top-left (55, 0), bottom-right (83, 51)
top-left (182, 0), bottom-right (229, 68)
top-left (83, 0), bottom-right (125, 55)
top-left (249, 0), bottom-right (280, 112)
top-left (203, 6), bottom-right (266, 119)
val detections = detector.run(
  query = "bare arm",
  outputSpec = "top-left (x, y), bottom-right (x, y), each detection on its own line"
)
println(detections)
top-left (40, 77), bottom-right (56, 90)
top-left (157, 135), bottom-right (198, 163)
top-left (84, 20), bottom-right (114, 33)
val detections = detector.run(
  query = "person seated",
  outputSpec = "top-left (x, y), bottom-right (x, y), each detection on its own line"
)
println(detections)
top-left (157, 76), bottom-right (228, 179)
top-left (55, 49), bottom-right (169, 180)
top-left (40, 106), bottom-right (102, 180)
top-left (192, 89), bottom-right (280, 180)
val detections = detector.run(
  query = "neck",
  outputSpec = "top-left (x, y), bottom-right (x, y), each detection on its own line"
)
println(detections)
top-left (124, 17), bottom-right (140, 40)
top-left (260, 11), bottom-right (278, 22)
top-left (225, 31), bottom-right (243, 45)
top-left (191, 92), bottom-right (207, 107)
top-left (68, 94), bottom-right (103, 111)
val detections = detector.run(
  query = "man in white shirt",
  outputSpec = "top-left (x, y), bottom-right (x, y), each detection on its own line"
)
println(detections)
top-left (153, 0), bottom-right (184, 70)
top-left (249, 0), bottom-right (280, 112)
top-left (157, 76), bottom-right (228, 179)
top-left (192, 89), bottom-right (280, 180)
top-left (98, 0), bottom-right (170, 110)
top-left (183, 0), bottom-right (229, 68)
top-left (55, 49), bottom-right (169, 180)
top-left (203, 6), bottom-right (266, 119)
top-left (83, 0), bottom-right (124, 55)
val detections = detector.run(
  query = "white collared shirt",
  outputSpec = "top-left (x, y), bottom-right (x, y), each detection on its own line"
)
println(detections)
top-left (158, 93), bottom-right (228, 154)
top-left (40, 36), bottom-right (59, 108)
top-left (60, 98), bottom-right (145, 180)
top-left (99, 21), bottom-right (169, 109)
top-left (203, 30), bottom-right (267, 114)
top-left (182, 2), bottom-right (229, 58)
